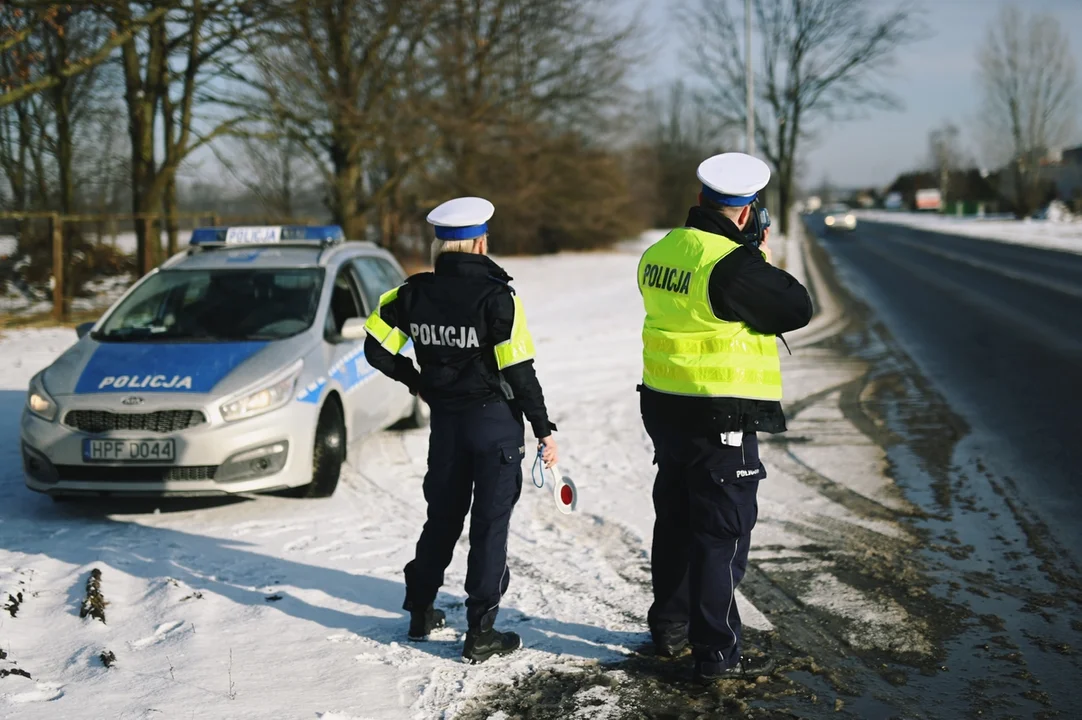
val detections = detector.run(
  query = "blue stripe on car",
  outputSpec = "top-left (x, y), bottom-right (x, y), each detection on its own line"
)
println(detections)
top-left (296, 340), bottom-right (414, 404)
top-left (74, 342), bottom-right (268, 394)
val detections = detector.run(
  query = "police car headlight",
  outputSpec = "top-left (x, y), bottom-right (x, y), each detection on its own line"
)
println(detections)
top-left (220, 363), bottom-right (302, 423)
top-left (27, 373), bottom-right (58, 422)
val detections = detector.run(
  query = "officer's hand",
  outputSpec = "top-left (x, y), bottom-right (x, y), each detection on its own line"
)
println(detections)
top-left (539, 436), bottom-right (559, 469)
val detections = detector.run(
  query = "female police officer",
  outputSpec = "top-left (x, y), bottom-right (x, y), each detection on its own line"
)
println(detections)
top-left (363, 196), bottom-right (558, 664)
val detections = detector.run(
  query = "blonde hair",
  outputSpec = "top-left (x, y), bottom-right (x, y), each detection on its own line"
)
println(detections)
top-left (430, 235), bottom-right (486, 265)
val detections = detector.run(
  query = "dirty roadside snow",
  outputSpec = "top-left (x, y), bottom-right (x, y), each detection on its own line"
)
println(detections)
top-left (854, 209), bottom-right (1082, 254)
top-left (1, 231), bottom-right (928, 718)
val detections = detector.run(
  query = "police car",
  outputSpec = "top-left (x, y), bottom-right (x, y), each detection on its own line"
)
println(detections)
top-left (21, 225), bottom-right (427, 499)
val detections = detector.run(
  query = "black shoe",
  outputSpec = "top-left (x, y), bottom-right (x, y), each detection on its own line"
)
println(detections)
top-left (650, 623), bottom-right (689, 658)
top-left (407, 606), bottom-right (446, 641)
top-left (693, 650), bottom-right (776, 682)
top-left (462, 627), bottom-right (521, 664)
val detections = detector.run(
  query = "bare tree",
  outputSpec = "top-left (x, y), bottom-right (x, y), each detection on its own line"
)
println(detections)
top-left (247, 1), bottom-right (439, 242)
top-left (418, 0), bottom-right (641, 253)
top-left (684, 0), bottom-right (920, 234)
top-left (427, 0), bottom-right (636, 186)
top-left (636, 81), bottom-right (723, 227)
top-left (228, 129), bottom-right (319, 219)
top-left (0, 2), bottom-right (170, 110)
top-left (977, 3), bottom-right (1079, 217)
top-left (37, 6), bottom-right (116, 216)
top-left (99, 0), bottom-right (262, 269)
top-left (927, 121), bottom-right (964, 204)
top-left (1, 3), bottom-right (50, 212)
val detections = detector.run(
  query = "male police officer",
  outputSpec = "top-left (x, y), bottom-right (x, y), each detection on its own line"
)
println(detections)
top-left (637, 153), bottom-right (813, 681)
top-left (363, 196), bottom-right (558, 664)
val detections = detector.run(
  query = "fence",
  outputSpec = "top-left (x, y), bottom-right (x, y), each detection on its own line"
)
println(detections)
top-left (0, 211), bottom-right (316, 322)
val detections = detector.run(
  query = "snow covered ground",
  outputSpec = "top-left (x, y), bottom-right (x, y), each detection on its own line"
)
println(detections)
top-left (0, 227), bottom-right (925, 717)
top-left (854, 210), bottom-right (1082, 254)
top-left (89, 230), bottom-right (190, 257)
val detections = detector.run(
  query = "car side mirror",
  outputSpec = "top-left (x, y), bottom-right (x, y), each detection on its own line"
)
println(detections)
top-left (340, 317), bottom-right (368, 341)
top-left (75, 321), bottom-right (95, 339)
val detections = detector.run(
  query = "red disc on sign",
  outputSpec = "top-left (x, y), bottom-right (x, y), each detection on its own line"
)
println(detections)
top-left (560, 485), bottom-right (574, 506)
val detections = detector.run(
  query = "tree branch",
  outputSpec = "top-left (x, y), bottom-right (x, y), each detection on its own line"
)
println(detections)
top-left (0, 4), bottom-right (172, 109)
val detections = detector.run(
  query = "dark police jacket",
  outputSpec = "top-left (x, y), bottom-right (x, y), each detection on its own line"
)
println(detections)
top-left (364, 252), bottom-right (556, 438)
top-left (639, 206), bottom-right (814, 434)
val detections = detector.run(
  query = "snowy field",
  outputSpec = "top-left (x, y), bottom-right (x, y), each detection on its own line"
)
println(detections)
top-left (0, 228), bottom-right (925, 717)
top-left (854, 209), bottom-right (1082, 254)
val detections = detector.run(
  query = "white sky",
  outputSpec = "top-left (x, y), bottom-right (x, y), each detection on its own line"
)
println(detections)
top-left (619, 0), bottom-right (1082, 188)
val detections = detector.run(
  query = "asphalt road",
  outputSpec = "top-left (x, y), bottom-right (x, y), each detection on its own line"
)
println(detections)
top-left (809, 216), bottom-right (1082, 553)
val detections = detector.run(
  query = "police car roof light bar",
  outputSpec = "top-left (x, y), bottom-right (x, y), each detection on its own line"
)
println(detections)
top-left (188, 225), bottom-right (346, 248)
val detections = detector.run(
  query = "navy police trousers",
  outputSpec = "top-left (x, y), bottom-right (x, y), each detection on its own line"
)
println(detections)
top-left (643, 414), bottom-right (764, 667)
top-left (403, 401), bottom-right (525, 630)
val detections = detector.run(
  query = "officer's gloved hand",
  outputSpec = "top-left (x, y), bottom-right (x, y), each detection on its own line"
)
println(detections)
top-left (539, 436), bottom-right (559, 468)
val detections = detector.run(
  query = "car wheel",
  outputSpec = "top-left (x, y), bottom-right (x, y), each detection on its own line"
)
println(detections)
top-left (292, 400), bottom-right (344, 499)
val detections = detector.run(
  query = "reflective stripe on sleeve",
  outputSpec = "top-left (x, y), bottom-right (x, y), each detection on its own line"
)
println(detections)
top-left (494, 295), bottom-right (536, 370)
top-left (381, 327), bottom-right (410, 354)
top-left (363, 285), bottom-right (409, 355)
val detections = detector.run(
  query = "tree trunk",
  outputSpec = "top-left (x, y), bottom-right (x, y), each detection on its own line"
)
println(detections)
top-left (120, 12), bottom-right (166, 275)
top-left (282, 138), bottom-right (295, 218)
top-left (329, 141), bottom-right (364, 240)
top-left (773, 152), bottom-right (794, 237)
top-left (164, 176), bottom-right (179, 256)
top-left (8, 102), bottom-right (32, 255)
top-left (778, 174), bottom-right (792, 237)
top-left (53, 78), bottom-right (75, 312)
top-left (378, 201), bottom-right (391, 249)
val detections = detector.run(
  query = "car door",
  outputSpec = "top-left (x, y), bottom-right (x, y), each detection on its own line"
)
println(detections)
top-left (352, 255), bottom-right (414, 426)
top-left (323, 262), bottom-right (386, 439)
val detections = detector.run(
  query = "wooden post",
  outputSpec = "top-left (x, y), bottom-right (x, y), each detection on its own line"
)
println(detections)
top-left (51, 213), bottom-right (66, 322)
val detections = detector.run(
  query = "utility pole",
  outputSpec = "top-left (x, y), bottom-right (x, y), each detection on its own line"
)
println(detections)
top-left (745, 0), bottom-right (754, 156)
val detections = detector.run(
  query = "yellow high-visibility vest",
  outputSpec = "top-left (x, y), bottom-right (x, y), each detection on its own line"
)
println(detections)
top-left (638, 227), bottom-right (782, 400)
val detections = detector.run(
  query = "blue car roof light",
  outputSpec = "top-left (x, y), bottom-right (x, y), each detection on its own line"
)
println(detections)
top-left (189, 225), bottom-right (345, 246)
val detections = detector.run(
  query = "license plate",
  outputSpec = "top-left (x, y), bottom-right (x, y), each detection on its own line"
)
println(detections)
top-left (83, 438), bottom-right (176, 463)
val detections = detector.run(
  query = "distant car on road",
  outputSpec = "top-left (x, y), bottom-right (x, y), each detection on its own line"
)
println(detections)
top-left (21, 225), bottom-right (427, 500)
top-left (823, 204), bottom-right (857, 231)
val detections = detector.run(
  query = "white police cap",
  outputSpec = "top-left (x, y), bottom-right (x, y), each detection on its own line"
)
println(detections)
top-left (697, 153), bottom-right (771, 207)
top-left (426, 197), bottom-right (495, 241)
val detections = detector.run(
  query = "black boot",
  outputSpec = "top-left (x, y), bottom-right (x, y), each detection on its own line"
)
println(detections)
top-left (463, 628), bottom-right (521, 664)
top-left (650, 622), bottom-right (689, 658)
top-left (462, 612), bottom-right (520, 664)
top-left (407, 605), bottom-right (446, 641)
top-left (693, 648), bottom-right (776, 682)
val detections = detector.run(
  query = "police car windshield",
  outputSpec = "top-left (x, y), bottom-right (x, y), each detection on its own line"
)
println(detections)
top-left (96, 268), bottom-right (324, 342)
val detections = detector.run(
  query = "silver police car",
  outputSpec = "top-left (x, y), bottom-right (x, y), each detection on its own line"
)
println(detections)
top-left (21, 225), bottom-right (427, 499)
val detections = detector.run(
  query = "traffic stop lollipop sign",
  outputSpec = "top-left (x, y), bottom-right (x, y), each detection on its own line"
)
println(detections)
top-left (532, 448), bottom-right (578, 515)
